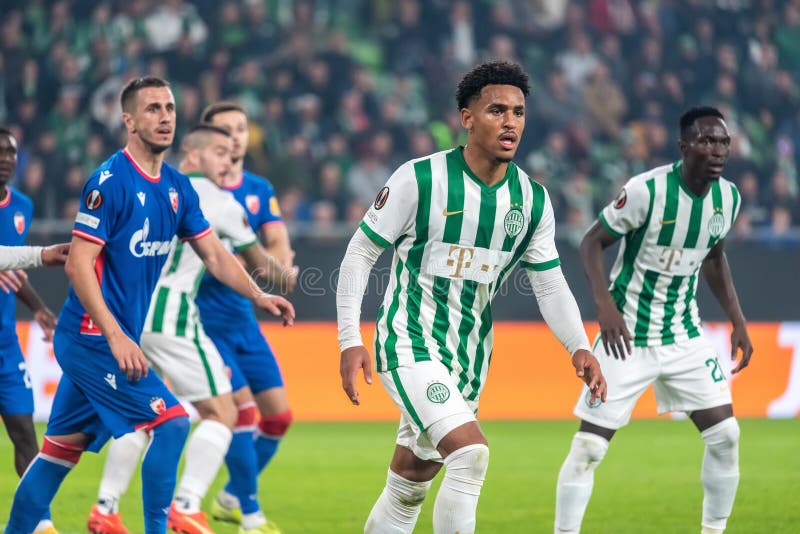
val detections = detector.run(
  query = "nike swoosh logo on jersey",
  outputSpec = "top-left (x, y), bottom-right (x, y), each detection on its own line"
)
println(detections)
top-left (660, 219), bottom-right (676, 225)
top-left (442, 209), bottom-right (465, 217)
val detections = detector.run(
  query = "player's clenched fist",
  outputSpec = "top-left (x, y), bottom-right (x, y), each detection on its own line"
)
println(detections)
top-left (340, 345), bottom-right (373, 406)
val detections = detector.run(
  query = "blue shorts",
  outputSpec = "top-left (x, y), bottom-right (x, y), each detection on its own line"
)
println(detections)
top-left (0, 340), bottom-right (34, 415)
top-left (46, 329), bottom-right (187, 453)
top-left (204, 319), bottom-right (284, 395)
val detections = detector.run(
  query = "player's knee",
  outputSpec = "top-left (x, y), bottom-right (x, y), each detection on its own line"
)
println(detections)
top-left (444, 444), bottom-right (490, 487)
top-left (235, 402), bottom-right (260, 431)
top-left (569, 431), bottom-right (609, 469)
top-left (386, 469), bottom-right (431, 508)
top-left (41, 436), bottom-right (86, 466)
top-left (701, 417), bottom-right (740, 458)
top-left (257, 410), bottom-right (292, 438)
top-left (153, 414), bottom-right (190, 443)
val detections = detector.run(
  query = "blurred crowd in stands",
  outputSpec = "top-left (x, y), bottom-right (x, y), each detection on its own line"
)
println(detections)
top-left (1, 0), bottom-right (800, 246)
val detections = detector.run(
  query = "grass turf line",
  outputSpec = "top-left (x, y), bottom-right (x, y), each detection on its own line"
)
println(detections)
top-left (0, 419), bottom-right (796, 533)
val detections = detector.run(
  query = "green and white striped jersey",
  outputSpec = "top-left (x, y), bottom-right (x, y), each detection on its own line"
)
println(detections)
top-left (359, 147), bottom-right (560, 401)
top-left (144, 175), bottom-right (258, 338)
top-left (599, 161), bottom-right (740, 347)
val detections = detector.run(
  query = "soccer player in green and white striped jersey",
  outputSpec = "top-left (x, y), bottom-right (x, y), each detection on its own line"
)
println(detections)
top-left (337, 61), bottom-right (607, 534)
top-left (555, 107), bottom-right (755, 534)
top-left (88, 124), bottom-right (295, 534)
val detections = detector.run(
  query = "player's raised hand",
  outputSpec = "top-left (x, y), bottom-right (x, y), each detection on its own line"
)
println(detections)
top-left (108, 333), bottom-right (149, 381)
top-left (571, 349), bottom-right (607, 404)
top-left (0, 269), bottom-right (26, 294)
top-left (730, 323), bottom-right (754, 374)
top-left (340, 345), bottom-right (373, 406)
top-left (597, 300), bottom-right (632, 360)
top-left (41, 243), bottom-right (70, 266)
top-left (33, 307), bottom-right (57, 342)
top-left (256, 293), bottom-right (295, 326)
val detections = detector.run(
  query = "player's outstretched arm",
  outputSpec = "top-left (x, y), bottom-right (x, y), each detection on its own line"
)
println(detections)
top-left (67, 236), bottom-right (148, 381)
top-left (190, 231), bottom-right (295, 325)
top-left (0, 243), bottom-right (69, 271)
top-left (40, 242), bottom-right (70, 266)
top-left (337, 228), bottom-right (384, 405)
top-left (239, 242), bottom-right (298, 294)
top-left (701, 240), bottom-right (753, 373)
top-left (580, 221), bottom-right (631, 359)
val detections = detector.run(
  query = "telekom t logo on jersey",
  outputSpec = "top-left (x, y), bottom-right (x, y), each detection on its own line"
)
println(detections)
top-left (129, 218), bottom-right (173, 258)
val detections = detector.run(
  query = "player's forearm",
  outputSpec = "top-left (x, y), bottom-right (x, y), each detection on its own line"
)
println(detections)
top-left (579, 233), bottom-right (616, 311)
top-left (528, 267), bottom-right (591, 355)
top-left (208, 249), bottom-right (265, 302)
top-left (241, 243), bottom-right (289, 287)
top-left (0, 245), bottom-right (43, 270)
top-left (66, 257), bottom-right (126, 340)
top-left (337, 229), bottom-right (383, 351)
top-left (702, 252), bottom-right (747, 328)
top-left (15, 280), bottom-right (48, 313)
top-left (261, 223), bottom-right (293, 267)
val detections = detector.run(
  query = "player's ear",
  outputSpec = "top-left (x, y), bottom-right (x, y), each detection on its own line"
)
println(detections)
top-left (122, 111), bottom-right (135, 133)
top-left (461, 108), bottom-right (473, 131)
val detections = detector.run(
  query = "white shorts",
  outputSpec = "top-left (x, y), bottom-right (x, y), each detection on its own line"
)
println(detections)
top-left (574, 334), bottom-right (732, 429)
top-left (140, 330), bottom-right (232, 402)
top-left (379, 359), bottom-right (478, 462)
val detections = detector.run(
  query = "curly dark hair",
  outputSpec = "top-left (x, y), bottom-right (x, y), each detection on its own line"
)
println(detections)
top-left (455, 61), bottom-right (530, 110)
top-left (679, 106), bottom-right (725, 138)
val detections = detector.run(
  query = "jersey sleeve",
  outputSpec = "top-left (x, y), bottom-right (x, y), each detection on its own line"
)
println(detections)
top-left (259, 180), bottom-right (283, 226)
top-left (358, 162), bottom-right (417, 248)
top-left (520, 187), bottom-right (560, 271)
top-left (72, 171), bottom-right (120, 245)
top-left (220, 196), bottom-right (258, 251)
top-left (598, 178), bottom-right (650, 238)
top-left (176, 175), bottom-right (211, 241)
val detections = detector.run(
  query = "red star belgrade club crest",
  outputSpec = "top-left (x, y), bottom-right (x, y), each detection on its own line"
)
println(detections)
top-left (149, 396), bottom-right (167, 415)
top-left (13, 212), bottom-right (25, 234)
top-left (245, 194), bottom-right (260, 214)
top-left (169, 188), bottom-right (179, 213)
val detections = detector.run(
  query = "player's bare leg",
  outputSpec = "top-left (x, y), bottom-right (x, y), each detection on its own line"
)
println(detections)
top-left (169, 393), bottom-right (236, 533)
top-left (554, 421), bottom-right (613, 533)
top-left (690, 404), bottom-right (739, 534)
top-left (3, 412), bottom-right (38, 476)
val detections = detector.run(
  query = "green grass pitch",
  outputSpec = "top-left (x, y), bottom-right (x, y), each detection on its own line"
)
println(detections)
top-left (1, 419), bottom-right (797, 533)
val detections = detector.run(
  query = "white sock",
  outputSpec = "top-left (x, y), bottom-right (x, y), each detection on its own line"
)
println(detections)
top-left (432, 444), bottom-right (489, 534)
top-left (175, 419), bottom-right (232, 514)
top-left (701, 527), bottom-right (725, 534)
top-left (241, 510), bottom-right (267, 529)
top-left (701, 418), bottom-right (740, 531)
top-left (365, 469), bottom-right (432, 533)
top-left (554, 431), bottom-right (609, 533)
top-left (97, 430), bottom-right (149, 514)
